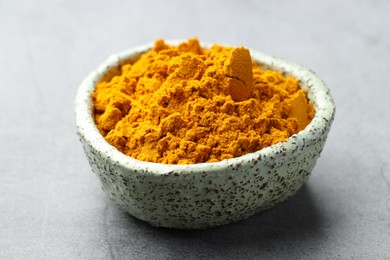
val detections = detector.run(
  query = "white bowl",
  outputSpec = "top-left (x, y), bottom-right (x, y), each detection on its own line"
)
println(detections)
top-left (75, 41), bottom-right (335, 229)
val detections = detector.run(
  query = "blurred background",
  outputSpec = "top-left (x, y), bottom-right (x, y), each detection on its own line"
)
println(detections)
top-left (1, 0), bottom-right (389, 259)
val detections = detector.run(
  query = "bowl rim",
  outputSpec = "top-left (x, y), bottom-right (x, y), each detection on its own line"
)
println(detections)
top-left (75, 40), bottom-right (335, 174)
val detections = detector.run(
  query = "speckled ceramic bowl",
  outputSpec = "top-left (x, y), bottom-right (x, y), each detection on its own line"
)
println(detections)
top-left (75, 41), bottom-right (335, 229)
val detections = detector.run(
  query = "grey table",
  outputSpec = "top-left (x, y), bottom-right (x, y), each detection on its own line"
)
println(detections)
top-left (1, 0), bottom-right (389, 259)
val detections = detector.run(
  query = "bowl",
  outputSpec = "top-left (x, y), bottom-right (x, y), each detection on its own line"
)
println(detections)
top-left (75, 40), bottom-right (335, 229)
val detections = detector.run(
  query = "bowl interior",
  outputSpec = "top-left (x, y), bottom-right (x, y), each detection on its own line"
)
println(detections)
top-left (75, 41), bottom-right (336, 173)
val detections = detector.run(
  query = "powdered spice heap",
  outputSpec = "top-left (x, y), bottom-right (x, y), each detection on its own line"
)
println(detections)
top-left (92, 38), bottom-right (314, 164)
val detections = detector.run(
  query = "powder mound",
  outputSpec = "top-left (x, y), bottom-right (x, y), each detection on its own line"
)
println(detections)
top-left (92, 38), bottom-right (314, 164)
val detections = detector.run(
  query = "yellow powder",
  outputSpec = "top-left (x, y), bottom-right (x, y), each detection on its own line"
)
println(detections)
top-left (92, 38), bottom-right (314, 164)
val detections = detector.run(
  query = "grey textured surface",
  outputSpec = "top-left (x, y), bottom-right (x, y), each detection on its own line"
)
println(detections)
top-left (0, 0), bottom-right (389, 259)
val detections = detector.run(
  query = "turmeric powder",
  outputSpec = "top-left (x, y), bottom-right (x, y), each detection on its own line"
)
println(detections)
top-left (92, 38), bottom-right (314, 164)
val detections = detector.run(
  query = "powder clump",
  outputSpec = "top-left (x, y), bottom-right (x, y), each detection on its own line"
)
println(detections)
top-left (92, 38), bottom-right (314, 164)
